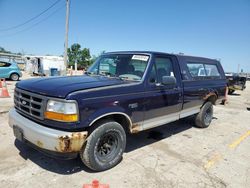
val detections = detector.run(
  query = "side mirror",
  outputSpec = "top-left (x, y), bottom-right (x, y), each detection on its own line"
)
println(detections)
top-left (162, 76), bottom-right (176, 86)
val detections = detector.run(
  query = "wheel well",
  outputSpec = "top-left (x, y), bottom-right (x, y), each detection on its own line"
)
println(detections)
top-left (89, 114), bottom-right (131, 134)
top-left (206, 94), bottom-right (217, 105)
top-left (10, 72), bottom-right (19, 77)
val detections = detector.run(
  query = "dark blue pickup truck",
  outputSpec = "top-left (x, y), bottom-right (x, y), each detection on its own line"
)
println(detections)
top-left (9, 51), bottom-right (226, 171)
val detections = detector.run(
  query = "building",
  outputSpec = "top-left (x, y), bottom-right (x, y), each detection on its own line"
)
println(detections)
top-left (23, 55), bottom-right (65, 76)
top-left (0, 53), bottom-right (66, 76)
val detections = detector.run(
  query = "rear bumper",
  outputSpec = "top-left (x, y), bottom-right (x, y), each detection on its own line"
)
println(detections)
top-left (9, 108), bottom-right (88, 156)
top-left (229, 84), bottom-right (245, 91)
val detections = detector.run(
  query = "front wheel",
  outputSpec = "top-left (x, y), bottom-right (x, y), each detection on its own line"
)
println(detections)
top-left (195, 102), bottom-right (213, 128)
top-left (80, 120), bottom-right (126, 171)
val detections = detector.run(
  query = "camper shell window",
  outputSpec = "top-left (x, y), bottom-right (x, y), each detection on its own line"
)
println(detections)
top-left (186, 62), bottom-right (221, 80)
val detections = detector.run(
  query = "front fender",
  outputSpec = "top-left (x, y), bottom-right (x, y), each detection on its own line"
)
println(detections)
top-left (88, 106), bottom-right (131, 125)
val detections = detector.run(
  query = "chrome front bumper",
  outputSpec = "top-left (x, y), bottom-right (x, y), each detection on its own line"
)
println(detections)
top-left (9, 108), bottom-right (88, 154)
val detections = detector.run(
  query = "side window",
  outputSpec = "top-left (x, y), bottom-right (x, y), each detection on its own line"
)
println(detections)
top-left (5, 63), bottom-right (11, 67)
top-left (187, 62), bottom-right (221, 79)
top-left (155, 57), bottom-right (175, 83)
top-left (204, 64), bottom-right (220, 77)
top-left (0, 62), bottom-right (7, 67)
top-left (187, 63), bottom-right (205, 77)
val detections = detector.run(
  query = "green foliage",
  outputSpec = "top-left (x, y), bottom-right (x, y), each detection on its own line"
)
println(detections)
top-left (89, 50), bottom-right (105, 65)
top-left (67, 43), bottom-right (91, 68)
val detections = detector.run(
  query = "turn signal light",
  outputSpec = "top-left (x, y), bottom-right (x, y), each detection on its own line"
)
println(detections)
top-left (44, 111), bottom-right (78, 122)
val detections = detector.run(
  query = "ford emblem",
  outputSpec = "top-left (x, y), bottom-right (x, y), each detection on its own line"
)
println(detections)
top-left (21, 100), bottom-right (27, 105)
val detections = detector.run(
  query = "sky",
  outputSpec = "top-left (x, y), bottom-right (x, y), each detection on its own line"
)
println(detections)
top-left (0, 0), bottom-right (249, 72)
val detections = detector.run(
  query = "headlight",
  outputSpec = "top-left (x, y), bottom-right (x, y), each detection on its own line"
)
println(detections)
top-left (44, 100), bottom-right (78, 122)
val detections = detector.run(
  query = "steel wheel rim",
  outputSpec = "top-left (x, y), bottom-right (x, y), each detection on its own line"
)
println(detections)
top-left (204, 107), bottom-right (212, 125)
top-left (96, 132), bottom-right (119, 161)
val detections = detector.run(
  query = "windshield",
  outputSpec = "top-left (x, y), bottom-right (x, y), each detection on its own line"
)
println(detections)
top-left (87, 54), bottom-right (150, 81)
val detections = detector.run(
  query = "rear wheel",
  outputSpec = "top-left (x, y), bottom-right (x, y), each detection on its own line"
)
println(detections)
top-left (10, 73), bottom-right (19, 81)
top-left (195, 102), bottom-right (213, 128)
top-left (80, 120), bottom-right (126, 171)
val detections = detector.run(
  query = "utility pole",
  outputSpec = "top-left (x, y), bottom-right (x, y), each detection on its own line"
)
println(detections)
top-left (63, 0), bottom-right (70, 75)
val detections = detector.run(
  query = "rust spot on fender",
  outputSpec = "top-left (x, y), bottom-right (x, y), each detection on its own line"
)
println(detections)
top-left (57, 132), bottom-right (88, 152)
top-left (130, 123), bottom-right (142, 134)
top-left (203, 92), bottom-right (217, 101)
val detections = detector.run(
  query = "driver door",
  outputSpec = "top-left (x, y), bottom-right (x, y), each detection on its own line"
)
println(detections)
top-left (142, 55), bottom-right (182, 130)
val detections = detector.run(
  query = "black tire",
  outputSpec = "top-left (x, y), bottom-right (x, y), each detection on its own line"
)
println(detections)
top-left (195, 102), bottom-right (213, 128)
top-left (80, 120), bottom-right (126, 171)
top-left (228, 89), bottom-right (235, 95)
top-left (10, 73), bottom-right (19, 81)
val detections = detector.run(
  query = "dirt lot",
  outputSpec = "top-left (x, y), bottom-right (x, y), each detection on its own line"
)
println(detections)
top-left (0, 74), bottom-right (249, 188)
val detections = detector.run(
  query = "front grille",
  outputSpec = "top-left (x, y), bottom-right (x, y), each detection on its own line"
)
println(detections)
top-left (14, 88), bottom-right (46, 120)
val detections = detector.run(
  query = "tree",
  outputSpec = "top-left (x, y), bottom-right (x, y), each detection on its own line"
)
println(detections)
top-left (89, 50), bottom-right (105, 65)
top-left (67, 43), bottom-right (91, 68)
top-left (81, 48), bottom-right (91, 66)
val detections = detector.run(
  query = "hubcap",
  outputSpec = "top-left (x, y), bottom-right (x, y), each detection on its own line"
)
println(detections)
top-left (12, 74), bottom-right (18, 80)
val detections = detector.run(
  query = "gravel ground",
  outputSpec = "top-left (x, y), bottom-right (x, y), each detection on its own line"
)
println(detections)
top-left (0, 74), bottom-right (249, 188)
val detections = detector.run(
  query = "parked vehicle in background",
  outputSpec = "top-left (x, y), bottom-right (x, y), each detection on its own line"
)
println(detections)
top-left (0, 60), bottom-right (22, 81)
top-left (225, 73), bottom-right (246, 94)
top-left (9, 51), bottom-right (226, 171)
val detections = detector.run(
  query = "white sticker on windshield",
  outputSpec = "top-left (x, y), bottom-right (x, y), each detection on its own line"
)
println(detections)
top-left (132, 55), bottom-right (149, 61)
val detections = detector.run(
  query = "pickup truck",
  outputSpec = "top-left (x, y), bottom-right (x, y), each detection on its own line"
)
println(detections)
top-left (9, 51), bottom-right (227, 171)
top-left (225, 73), bottom-right (246, 94)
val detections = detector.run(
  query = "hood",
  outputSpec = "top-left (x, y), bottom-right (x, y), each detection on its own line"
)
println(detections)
top-left (16, 75), bottom-right (127, 98)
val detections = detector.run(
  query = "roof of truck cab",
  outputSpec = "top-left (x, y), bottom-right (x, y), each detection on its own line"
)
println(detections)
top-left (104, 51), bottom-right (219, 63)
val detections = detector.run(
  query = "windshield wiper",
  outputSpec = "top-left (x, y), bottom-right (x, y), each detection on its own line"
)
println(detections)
top-left (86, 71), bottom-right (124, 80)
top-left (85, 71), bottom-right (98, 76)
top-left (85, 71), bottom-right (92, 75)
top-left (99, 72), bottom-right (116, 77)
